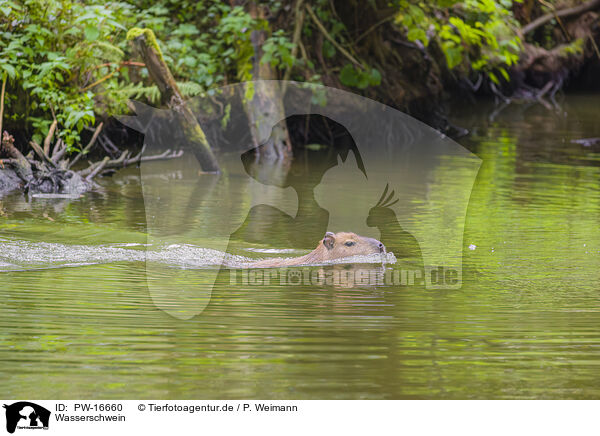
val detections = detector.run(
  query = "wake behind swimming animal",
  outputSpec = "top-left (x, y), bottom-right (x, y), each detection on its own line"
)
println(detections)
top-left (250, 231), bottom-right (386, 268)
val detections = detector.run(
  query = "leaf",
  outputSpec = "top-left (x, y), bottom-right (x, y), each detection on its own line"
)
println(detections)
top-left (260, 52), bottom-right (272, 66)
top-left (323, 40), bottom-right (335, 58)
top-left (369, 68), bottom-right (381, 86)
top-left (356, 72), bottom-right (370, 89)
top-left (443, 44), bottom-right (463, 69)
top-left (472, 59), bottom-right (486, 70)
top-left (339, 64), bottom-right (358, 87)
top-left (408, 5), bottom-right (425, 21)
top-left (106, 19), bottom-right (127, 31)
top-left (84, 25), bottom-right (100, 41)
top-left (407, 28), bottom-right (427, 45)
top-left (175, 24), bottom-right (199, 36)
top-left (0, 63), bottom-right (16, 80)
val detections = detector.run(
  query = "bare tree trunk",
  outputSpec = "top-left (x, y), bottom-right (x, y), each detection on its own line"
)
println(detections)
top-left (127, 28), bottom-right (220, 172)
top-left (243, 3), bottom-right (293, 162)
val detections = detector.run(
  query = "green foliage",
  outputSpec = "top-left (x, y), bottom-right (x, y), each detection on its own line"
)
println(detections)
top-left (300, 2), bottom-right (381, 91)
top-left (113, 80), bottom-right (205, 104)
top-left (261, 30), bottom-right (295, 70)
top-left (0, 0), bottom-right (542, 153)
top-left (128, 2), bottom-right (259, 85)
top-left (0, 0), bottom-right (279, 150)
top-left (560, 38), bottom-right (584, 56)
top-left (0, 0), bottom-right (131, 149)
top-left (339, 64), bottom-right (381, 89)
top-left (394, 0), bottom-right (522, 79)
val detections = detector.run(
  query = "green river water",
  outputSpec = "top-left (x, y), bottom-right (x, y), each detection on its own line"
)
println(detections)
top-left (1, 95), bottom-right (600, 399)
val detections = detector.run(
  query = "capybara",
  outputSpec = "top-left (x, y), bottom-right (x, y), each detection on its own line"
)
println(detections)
top-left (250, 231), bottom-right (386, 267)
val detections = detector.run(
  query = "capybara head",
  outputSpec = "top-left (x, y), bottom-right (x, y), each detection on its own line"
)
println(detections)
top-left (320, 231), bottom-right (385, 260)
top-left (248, 231), bottom-right (387, 268)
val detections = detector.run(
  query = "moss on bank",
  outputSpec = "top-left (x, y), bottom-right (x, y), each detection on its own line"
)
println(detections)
top-left (126, 28), bottom-right (165, 63)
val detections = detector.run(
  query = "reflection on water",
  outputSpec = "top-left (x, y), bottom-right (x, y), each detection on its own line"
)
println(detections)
top-left (2, 95), bottom-right (600, 398)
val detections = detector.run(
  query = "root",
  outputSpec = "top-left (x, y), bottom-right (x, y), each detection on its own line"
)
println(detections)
top-left (1, 119), bottom-right (185, 195)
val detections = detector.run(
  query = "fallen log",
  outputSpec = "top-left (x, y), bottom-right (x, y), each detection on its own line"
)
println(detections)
top-left (1, 122), bottom-right (185, 195)
top-left (126, 28), bottom-right (220, 172)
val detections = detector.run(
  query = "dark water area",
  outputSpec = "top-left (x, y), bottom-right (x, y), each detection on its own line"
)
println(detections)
top-left (1, 94), bottom-right (600, 399)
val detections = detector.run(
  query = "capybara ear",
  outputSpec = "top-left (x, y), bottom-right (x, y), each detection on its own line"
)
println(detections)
top-left (323, 232), bottom-right (335, 250)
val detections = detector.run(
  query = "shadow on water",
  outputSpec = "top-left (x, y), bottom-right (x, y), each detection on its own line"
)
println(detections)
top-left (229, 115), bottom-right (425, 271)
top-left (230, 115), bottom-right (358, 249)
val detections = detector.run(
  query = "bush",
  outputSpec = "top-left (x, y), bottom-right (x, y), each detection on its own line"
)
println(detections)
top-left (0, 0), bottom-right (290, 150)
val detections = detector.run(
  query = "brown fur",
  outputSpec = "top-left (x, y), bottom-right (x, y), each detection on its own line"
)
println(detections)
top-left (250, 231), bottom-right (385, 268)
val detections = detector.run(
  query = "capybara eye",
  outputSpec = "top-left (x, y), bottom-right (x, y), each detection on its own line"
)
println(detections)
top-left (345, 241), bottom-right (355, 247)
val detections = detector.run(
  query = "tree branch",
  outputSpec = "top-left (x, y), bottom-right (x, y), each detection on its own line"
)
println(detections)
top-left (43, 120), bottom-right (58, 156)
top-left (51, 139), bottom-right (67, 164)
top-left (29, 140), bottom-right (56, 168)
top-left (305, 4), bottom-right (363, 69)
top-left (67, 122), bottom-right (103, 169)
top-left (282, 0), bottom-right (305, 90)
top-left (355, 15), bottom-right (394, 44)
top-left (522, 0), bottom-right (600, 35)
top-left (80, 148), bottom-right (183, 178)
top-left (85, 156), bottom-right (110, 181)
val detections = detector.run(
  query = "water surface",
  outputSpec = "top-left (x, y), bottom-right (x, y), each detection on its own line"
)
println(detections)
top-left (2, 95), bottom-right (600, 398)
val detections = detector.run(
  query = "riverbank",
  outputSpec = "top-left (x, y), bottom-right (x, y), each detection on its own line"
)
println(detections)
top-left (1, 0), bottom-right (599, 196)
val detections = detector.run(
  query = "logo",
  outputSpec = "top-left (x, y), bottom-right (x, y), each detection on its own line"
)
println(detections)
top-left (3, 402), bottom-right (50, 434)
